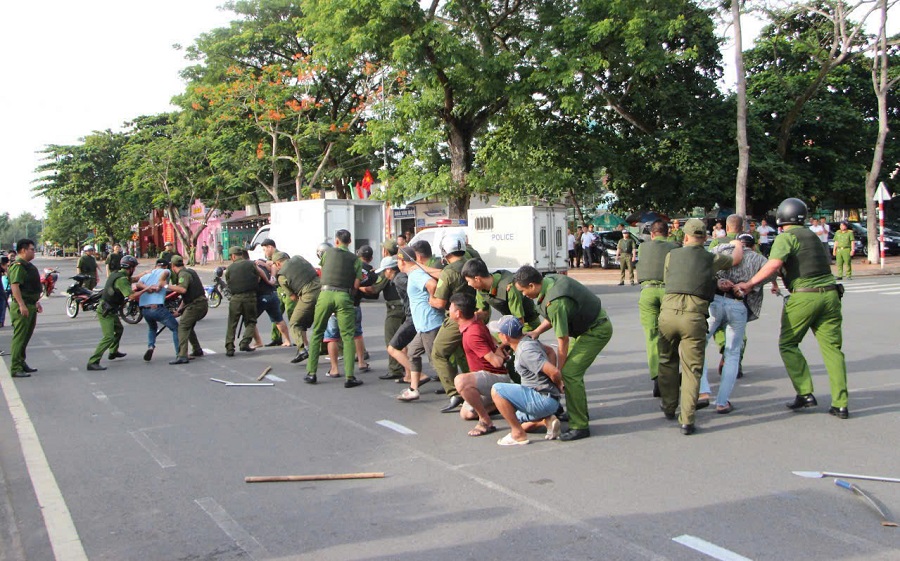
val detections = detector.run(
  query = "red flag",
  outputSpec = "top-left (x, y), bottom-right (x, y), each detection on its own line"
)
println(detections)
top-left (362, 169), bottom-right (374, 197)
top-left (355, 181), bottom-right (364, 200)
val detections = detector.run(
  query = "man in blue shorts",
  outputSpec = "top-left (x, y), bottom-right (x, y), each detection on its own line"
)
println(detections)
top-left (490, 315), bottom-right (563, 445)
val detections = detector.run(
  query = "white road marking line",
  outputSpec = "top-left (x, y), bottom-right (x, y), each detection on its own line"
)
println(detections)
top-left (842, 286), bottom-right (900, 293)
top-left (201, 348), bottom-right (218, 354)
top-left (128, 430), bottom-right (176, 469)
top-left (0, 361), bottom-right (88, 561)
top-left (882, 290), bottom-right (900, 295)
top-left (376, 420), bottom-right (417, 435)
top-left (673, 535), bottom-right (752, 561)
top-left (69, 367), bottom-right (77, 372)
top-left (195, 497), bottom-right (269, 561)
top-left (52, 349), bottom-right (66, 362)
top-left (92, 391), bottom-right (125, 417)
top-left (264, 374), bottom-right (286, 382)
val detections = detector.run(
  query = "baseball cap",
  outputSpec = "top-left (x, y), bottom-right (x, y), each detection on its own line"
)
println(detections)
top-left (399, 247), bottom-right (416, 262)
top-left (737, 234), bottom-right (755, 247)
top-left (260, 239), bottom-right (276, 247)
top-left (375, 256), bottom-right (399, 273)
top-left (383, 239), bottom-right (399, 255)
top-left (683, 218), bottom-right (707, 236)
top-left (228, 246), bottom-right (243, 256)
top-left (155, 258), bottom-right (170, 266)
top-left (170, 255), bottom-right (185, 266)
top-left (272, 251), bottom-right (289, 262)
top-left (488, 315), bottom-right (523, 338)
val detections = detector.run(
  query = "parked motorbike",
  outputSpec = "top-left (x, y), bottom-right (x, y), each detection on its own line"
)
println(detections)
top-left (65, 275), bottom-right (102, 318)
top-left (41, 268), bottom-right (59, 297)
top-left (205, 266), bottom-right (230, 308)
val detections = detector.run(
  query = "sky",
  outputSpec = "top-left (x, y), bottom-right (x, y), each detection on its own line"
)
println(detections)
top-left (0, 3), bottom-right (892, 221)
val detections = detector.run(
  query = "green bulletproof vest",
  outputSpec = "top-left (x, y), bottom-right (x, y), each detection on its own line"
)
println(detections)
top-left (464, 245), bottom-right (481, 261)
top-left (664, 245), bottom-right (717, 302)
top-left (637, 240), bottom-right (676, 282)
top-left (781, 227), bottom-right (832, 287)
top-left (181, 268), bottom-right (206, 304)
top-left (444, 258), bottom-right (475, 297)
top-left (320, 247), bottom-right (357, 289)
top-left (226, 259), bottom-right (260, 294)
top-left (280, 256), bottom-right (318, 293)
top-left (538, 275), bottom-right (602, 338)
top-left (101, 271), bottom-right (128, 309)
top-left (481, 271), bottom-right (539, 324)
top-left (12, 258), bottom-right (42, 301)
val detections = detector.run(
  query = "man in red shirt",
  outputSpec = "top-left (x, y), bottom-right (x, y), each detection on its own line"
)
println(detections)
top-left (450, 292), bottom-right (512, 436)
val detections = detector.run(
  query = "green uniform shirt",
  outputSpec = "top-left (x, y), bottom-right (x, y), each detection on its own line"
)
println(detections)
top-left (617, 238), bottom-right (636, 254)
top-left (474, 271), bottom-right (539, 326)
top-left (662, 243), bottom-right (734, 315)
top-left (833, 230), bottom-right (854, 249)
top-left (770, 225), bottom-right (834, 290)
top-left (708, 232), bottom-right (737, 249)
top-left (671, 229), bottom-right (685, 245)
top-left (77, 255), bottom-right (98, 274)
top-left (8, 257), bottom-right (42, 303)
top-left (537, 278), bottom-right (578, 339)
top-left (433, 258), bottom-right (471, 302)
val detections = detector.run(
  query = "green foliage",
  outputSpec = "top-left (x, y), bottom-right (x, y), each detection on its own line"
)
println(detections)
top-left (0, 212), bottom-right (43, 249)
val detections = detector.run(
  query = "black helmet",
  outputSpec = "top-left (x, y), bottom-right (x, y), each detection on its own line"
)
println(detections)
top-left (356, 245), bottom-right (373, 260)
top-left (316, 242), bottom-right (332, 259)
top-left (776, 198), bottom-right (807, 226)
top-left (120, 255), bottom-right (138, 269)
top-left (215, 266), bottom-right (225, 277)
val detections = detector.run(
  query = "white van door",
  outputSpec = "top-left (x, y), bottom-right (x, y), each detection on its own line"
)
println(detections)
top-left (532, 208), bottom-right (567, 273)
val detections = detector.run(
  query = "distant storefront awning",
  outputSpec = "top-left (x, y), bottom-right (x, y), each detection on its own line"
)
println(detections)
top-left (220, 214), bottom-right (269, 231)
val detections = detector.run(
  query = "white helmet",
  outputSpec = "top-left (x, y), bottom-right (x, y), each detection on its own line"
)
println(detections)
top-left (440, 232), bottom-right (466, 257)
top-left (83, 245), bottom-right (94, 252)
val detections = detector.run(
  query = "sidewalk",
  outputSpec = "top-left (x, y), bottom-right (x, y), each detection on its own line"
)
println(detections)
top-left (567, 255), bottom-right (900, 286)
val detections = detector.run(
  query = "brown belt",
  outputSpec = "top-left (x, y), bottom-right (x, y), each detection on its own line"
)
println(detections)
top-left (792, 285), bottom-right (837, 294)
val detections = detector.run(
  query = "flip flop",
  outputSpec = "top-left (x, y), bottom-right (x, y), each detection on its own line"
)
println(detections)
top-left (467, 423), bottom-right (497, 437)
top-left (497, 433), bottom-right (530, 446)
top-left (325, 372), bottom-right (342, 378)
top-left (358, 363), bottom-right (370, 372)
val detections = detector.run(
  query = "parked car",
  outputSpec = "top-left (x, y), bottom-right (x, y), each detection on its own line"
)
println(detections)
top-left (590, 230), bottom-right (641, 269)
top-left (827, 222), bottom-right (900, 257)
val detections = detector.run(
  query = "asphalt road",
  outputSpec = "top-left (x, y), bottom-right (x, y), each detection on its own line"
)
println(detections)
top-left (2, 257), bottom-right (899, 560)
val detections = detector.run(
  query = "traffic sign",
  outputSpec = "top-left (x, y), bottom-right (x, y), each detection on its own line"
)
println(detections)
top-left (874, 182), bottom-right (892, 202)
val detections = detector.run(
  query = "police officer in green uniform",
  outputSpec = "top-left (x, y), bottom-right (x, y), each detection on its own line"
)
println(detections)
top-left (514, 265), bottom-right (613, 441)
top-left (7, 239), bottom-right (43, 378)
top-left (832, 221), bottom-right (855, 280)
top-left (224, 247), bottom-right (262, 357)
top-left (159, 241), bottom-right (179, 264)
top-left (735, 198), bottom-right (850, 419)
top-left (77, 246), bottom-right (100, 290)
top-left (429, 233), bottom-right (476, 412)
top-left (273, 251), bottom-right (321, 364)
top-left (636, 220), bottom-right (677, 397)
top-left (657, 219), bottom-right (742, 435)
top-left (106, 243), bottom-right (123, 276)
top-left (616, 230), bottom-right (637, 285)
top-left (461, 258), bottom-right (541, 331)
top-left (87, 255), bottom-right (145, 371)
top-left (668, 220), bottom-right (686, 246)
top-left (304, 230), bottom-right (364, 387)
top-left (168, 255), bottom-right (208, 364)
top-left (362, 256), bottom-right (406, 380)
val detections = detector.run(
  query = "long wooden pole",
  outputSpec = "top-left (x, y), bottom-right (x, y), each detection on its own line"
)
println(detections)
top-left (245, 472), bottom-right (385, 483)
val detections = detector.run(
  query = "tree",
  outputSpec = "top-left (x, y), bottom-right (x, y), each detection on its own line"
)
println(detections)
top-left (41, 198), bottom-right (90, 251)
top-left (0, 212), bottom-right (43, 249)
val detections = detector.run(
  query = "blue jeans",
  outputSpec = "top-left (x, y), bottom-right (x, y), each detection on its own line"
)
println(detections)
top-left (0, 281), bottom-right (7, 326)
top-left (699, 295), bottom-right (747, 407)
top-left (323, 307), bottom-right (363, 340)
top-left (492, 383), bottom-right (560, 423)
top-left (143, 306), bottom-right (179, 353)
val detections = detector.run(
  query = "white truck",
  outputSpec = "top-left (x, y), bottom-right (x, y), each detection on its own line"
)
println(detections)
top-left (410, 205), bottom-right (569, 274)
top-left (247, 199), bottom-right (385, 264)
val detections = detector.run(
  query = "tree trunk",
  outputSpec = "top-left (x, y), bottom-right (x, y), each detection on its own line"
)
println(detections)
top-left (865, 0), bottom-right (892, 264)
top-left (447, 122), bottom-right (474, 220)
top-left (570, 188), bottom-right (586, 227)
top-left (733, 0), bottom-right (749, 217)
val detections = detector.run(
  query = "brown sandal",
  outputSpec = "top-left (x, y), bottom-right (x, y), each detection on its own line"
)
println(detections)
top-left (467, 423), bottom-right (497, 437)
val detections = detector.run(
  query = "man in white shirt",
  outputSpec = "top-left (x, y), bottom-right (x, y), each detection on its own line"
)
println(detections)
top-left (581, 227), bottom-right (596, 268)
top-left (757, 219), bottom-right (775, 256)
top-left (567, 229), bottom-right (576, 268)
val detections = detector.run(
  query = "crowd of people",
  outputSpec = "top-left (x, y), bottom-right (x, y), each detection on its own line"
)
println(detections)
top-left (2, 197), bottom-right (851, 443)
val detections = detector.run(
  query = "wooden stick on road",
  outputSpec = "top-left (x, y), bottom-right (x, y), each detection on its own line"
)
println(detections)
top-left (256, 366), bottom-right (272, 381)
top-left (245, 472), bottom-right (385, 483)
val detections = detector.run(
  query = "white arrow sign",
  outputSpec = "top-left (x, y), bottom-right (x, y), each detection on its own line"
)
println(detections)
top-left (874, 182), bottom-right (892, 202)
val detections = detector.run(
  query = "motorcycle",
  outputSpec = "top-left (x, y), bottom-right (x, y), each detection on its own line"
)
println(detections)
top-left (41, 268), bottom-right (60, 297)
top-left (65, 275), bottom-right (102, 318)
top-left (121, 290), bottom-right (182, 325)
top-left (205, 266), bottom-right (230, 308)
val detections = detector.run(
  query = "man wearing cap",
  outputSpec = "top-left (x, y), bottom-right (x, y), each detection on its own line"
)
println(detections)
top-left (668, 219), bottom-right (685, 246)
top-left (734, 197), bottom-right (849, 419)
top-left (637, 220), bottom-right (677, 397)
top-left (77, 246), bottom-right (100, 290)
top-left (224, 247), bottom-right (263, 356)
top-left (304, 229), bottom-right (364, 387)
top-left (657, 218), bottom-right (742, 435)
top-left (832, 221), bottom-right (855, 280)
top-left (491, 315), bottom-right (563, 445)
top-left (616, 230), bottom-right (637, 285)
top-left (7, 239), bottom-right (43, 378)
top-left (361, 253), bottom-right (406, 380)
top-left (450, 293), bottom-right (512, 437)
top-left (514, 265), bottom-right (613, 441)
top-left (168, 255), bottom-right (207, 364)
top-left (135, 259), bottom-right (179, 362)
top-left (697, 233), bottom-right (773, 414)
top-left (159, 241), bottom-right (179, 264)
top-left (272, 251), bottom-right (319, 364)
top-left (461, 258), bottom-right (541, 331)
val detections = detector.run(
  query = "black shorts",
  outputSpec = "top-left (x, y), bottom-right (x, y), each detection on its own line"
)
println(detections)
top-left (389, 318), bottom-right (417, 350)
top-left (256, 292), bottom-right (283, 323)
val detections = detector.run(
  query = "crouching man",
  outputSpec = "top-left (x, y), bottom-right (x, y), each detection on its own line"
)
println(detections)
top-left (490, 316), bottom-right (563, 445)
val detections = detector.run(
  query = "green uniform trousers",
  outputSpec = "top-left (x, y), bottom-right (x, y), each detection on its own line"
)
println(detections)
top-left (89, 311), bottom-right (124, 365)
top-left (561, 309), bottom-right (613, 430)
top-left (431, 317), bottom-right (470, 397)
top-left (638, 285), bottom-right (665, 379)
top-left (384, 302), bottom-right (405, 376)
top-left (779, 291), bottom-right (848, 407)
top-left (9, 301), bottom-right (37, 374)
top-left (306, 290), bottom-right (356, 378)
top-left (288, 283), bottom-right (319, 350)
top-left (835, 248), bottom-right (852, 278)
top-left (83, 276), bottom-right (98, 291)
top-left (620, 256), bottom-right (635, 282)
top-left (225, 293), bottom-right (257, 353)
top-left (177, 298), bottom-right (208, 358)
top-left (658, 308), bottom-right (708, 425)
